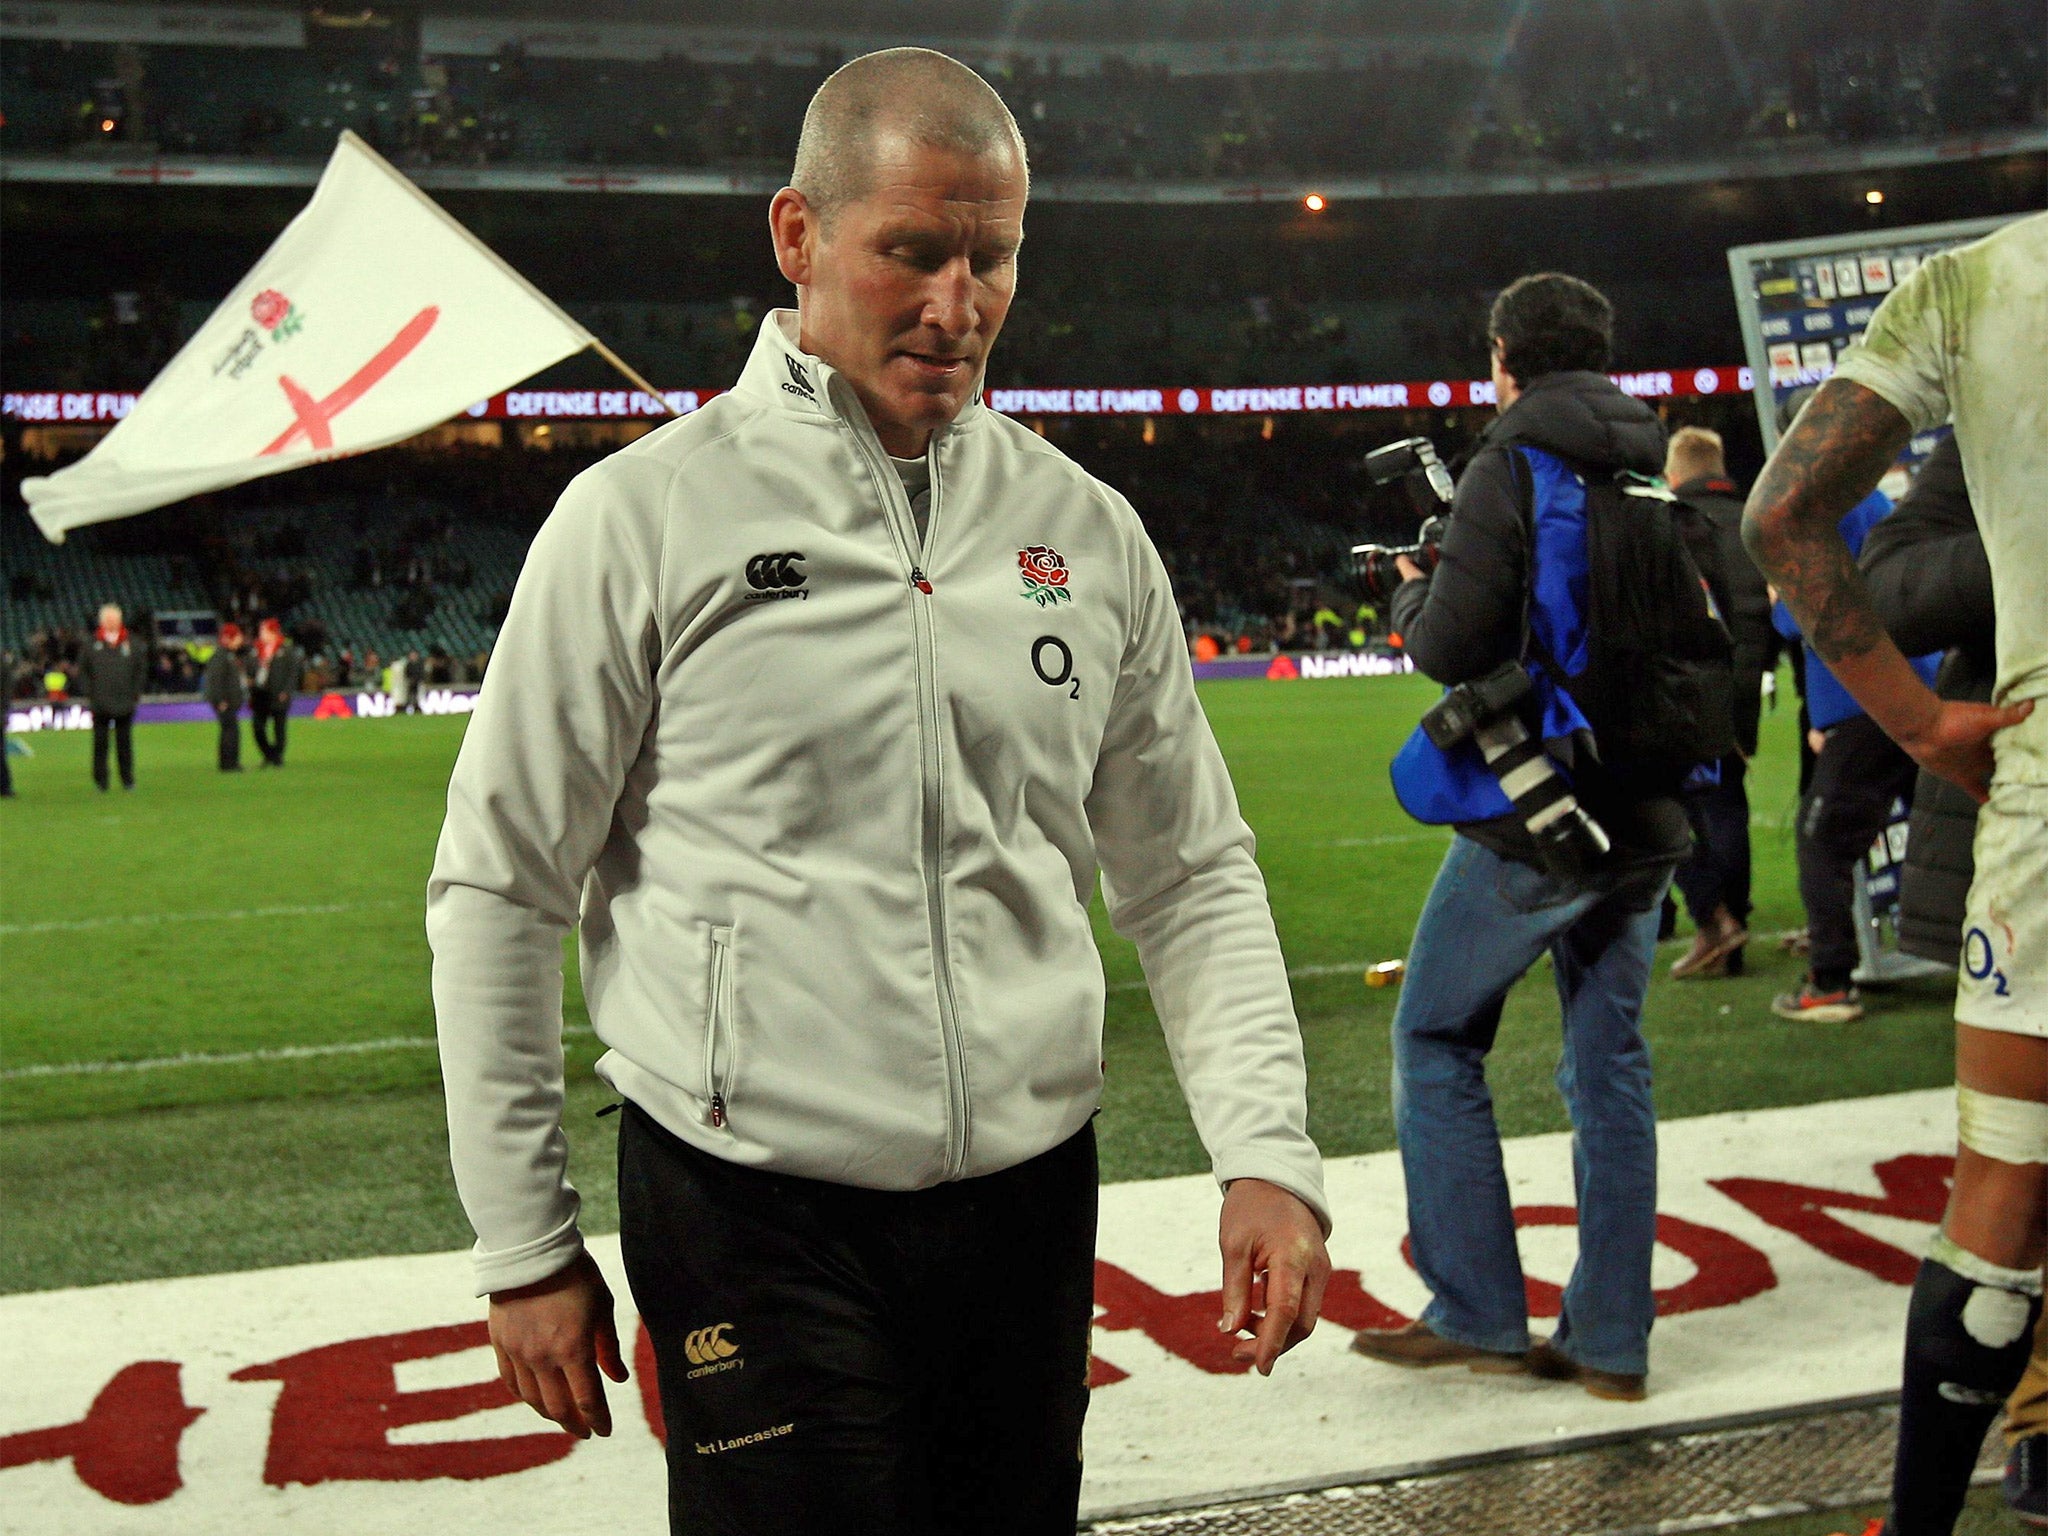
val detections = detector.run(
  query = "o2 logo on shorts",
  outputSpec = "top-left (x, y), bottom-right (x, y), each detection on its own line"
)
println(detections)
top-left (1032, 635), bottom-right (1079, 699)
top-left (1963, 927), bottom-right (2013, 998)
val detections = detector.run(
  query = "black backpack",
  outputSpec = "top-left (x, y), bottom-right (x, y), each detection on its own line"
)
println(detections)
top-left (1515, 455), bottom-right (1738, 787)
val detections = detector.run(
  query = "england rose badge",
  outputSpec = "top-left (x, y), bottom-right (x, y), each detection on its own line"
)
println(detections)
top-left (1018, 545), bottom-right (1072, 607)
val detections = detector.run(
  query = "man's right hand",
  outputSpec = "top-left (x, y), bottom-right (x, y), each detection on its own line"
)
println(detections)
top-left (488, 1249), bottom-right (629, 1439)
top-left (1897, 696), bottom-right (2035, 805)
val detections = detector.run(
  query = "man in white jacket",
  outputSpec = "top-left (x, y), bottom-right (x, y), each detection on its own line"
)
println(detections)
top-left (429, 48), bottom-right (1329, 1534)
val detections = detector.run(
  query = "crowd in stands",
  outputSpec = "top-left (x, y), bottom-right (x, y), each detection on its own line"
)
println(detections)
top-left (1, 445), bottom-right (571, 701)
top-left (3, 0), bottom-right (2038, 178)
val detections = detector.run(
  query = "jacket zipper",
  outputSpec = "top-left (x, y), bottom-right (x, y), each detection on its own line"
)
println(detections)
top-left (843, 417), bottom-right (972, 1178)
top-left (705, 925), bottom-right (735, 1129)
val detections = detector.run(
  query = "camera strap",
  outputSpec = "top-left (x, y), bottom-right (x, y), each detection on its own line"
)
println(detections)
top-left (1505, 446), bottom-right (1543, 675)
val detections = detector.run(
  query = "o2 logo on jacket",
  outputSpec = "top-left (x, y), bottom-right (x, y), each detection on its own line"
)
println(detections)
top-left (1032, 635), bottom-right (1079, 699)
top-left (744, 551), bottom-right (808, 602)
top-left (1018, 545), bottom-right (1072, 607)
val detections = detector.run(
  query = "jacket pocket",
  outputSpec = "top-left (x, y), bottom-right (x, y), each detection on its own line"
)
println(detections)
top-left (703, 925), bottom-right (737, 1130)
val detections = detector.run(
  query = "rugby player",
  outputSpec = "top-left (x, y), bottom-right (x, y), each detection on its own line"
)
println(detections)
top-left (1745, 210), bottom-right (2048, 1536)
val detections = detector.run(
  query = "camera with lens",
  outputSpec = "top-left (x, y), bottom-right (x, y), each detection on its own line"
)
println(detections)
top-left (1352, 437), bottom-right (1455, 604)
top-left (1420, 660), bottom-right (1614, 881)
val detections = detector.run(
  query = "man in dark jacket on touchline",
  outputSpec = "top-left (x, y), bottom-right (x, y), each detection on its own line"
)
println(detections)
top-left (1860, 434), bottom-right (1990, 970)
top-left (1665, 426), bottom-right (1778, 978)
top-left (80, 602), bottom-right (147, 792)
top-left (249, 618), bottom-right (304, 768)
top-left (204, 623), bottom-right (249, 773)
top-left (1350, 273), bottom-right (1688, 1402)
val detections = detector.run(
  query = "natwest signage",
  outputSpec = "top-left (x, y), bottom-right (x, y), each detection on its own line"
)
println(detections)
top-left (5, 368), bottom-right (1754, 428)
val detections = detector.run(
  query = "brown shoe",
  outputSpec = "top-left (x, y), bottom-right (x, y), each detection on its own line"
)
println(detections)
top-left (1526, 1339), bottom-right (1647, 1401)
top-left (1670, 906), bottom-right (1750, 979)
top-left (1349, 1320), bottom-right (1527, 1373)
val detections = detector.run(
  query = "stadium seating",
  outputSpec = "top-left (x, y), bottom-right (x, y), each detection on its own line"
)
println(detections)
top-left (3, 0), bottom-right (2039, 174)
top-left (2, 492), bottom-right (534, 688)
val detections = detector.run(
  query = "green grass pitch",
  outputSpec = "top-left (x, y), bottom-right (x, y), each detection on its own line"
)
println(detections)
top-left (0, 671), bottom-right (1959, 1298)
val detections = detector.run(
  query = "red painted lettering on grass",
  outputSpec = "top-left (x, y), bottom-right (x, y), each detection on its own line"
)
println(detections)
top-left (232, 1320), bottom-right (574, 1484)
top-left (1090, 1261), bottom-right (1410, 1381)
top-left (1711, 1153), bottom-right (1952, 1285)
top-left (635, 1321), bottom-right (665, 1446)
top-left (0, 1361), bottom-right (202, 1505)
top-left (1398, 1206), bottom-right (1775, 1318)
top-left (258, 306), bottom-right (439, 457)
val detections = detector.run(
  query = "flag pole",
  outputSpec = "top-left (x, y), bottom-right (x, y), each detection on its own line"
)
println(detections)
top-left (335, 131), bottom-right (678, 417)
top-left (586, 337), bottom-right (678, 415)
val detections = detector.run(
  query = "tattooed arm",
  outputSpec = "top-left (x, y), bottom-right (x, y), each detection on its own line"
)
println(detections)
top-left (1743, 378), bottom-right (2032, 802)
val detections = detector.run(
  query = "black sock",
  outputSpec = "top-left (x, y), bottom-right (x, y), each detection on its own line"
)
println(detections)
top-left (1890, 1242), bottom-right (2042, 1535)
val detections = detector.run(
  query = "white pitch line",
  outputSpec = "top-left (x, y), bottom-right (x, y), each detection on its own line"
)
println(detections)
top-left (1108, 960), bottom-right (1386, 994)
top-left (1327, 832), bottom-right (1452, 848)
top-left (2, 1026), bottom-right (596, 1082)
top-left (0, 900), bottom-right (405, 936)
top-left (8, 931), bottom-right (1740, 1080)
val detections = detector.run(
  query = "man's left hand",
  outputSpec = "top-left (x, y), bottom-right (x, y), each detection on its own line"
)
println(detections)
top-left (1394, 554), bottom-right (1426, 584)
top-left (1217, 1178), bottom-right (1330, 1375)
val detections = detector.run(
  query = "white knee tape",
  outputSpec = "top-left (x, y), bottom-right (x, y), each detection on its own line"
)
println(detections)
top-left (1957, 1086), bottom-right (2048, 1166)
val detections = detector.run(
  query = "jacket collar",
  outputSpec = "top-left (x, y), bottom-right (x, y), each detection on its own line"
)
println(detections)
top-left (733, 309), bottom-right (983, 447)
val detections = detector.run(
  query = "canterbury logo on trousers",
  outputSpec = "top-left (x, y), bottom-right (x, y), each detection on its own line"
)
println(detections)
top-left (685, 1324), bottom-right (740, 1366)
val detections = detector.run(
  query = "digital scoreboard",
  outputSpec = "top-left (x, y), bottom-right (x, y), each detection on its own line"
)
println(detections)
top-left (1727, 213), bottom-right (2025, 455)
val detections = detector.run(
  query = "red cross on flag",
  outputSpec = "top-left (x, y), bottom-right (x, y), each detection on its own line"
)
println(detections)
top-left (23, 132), bottom-right (601, 542)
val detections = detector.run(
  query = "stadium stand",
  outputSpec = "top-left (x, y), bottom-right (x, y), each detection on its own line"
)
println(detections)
top-left (2, 450), bottom-right (549, 695)
top-left (2, 0), bottom-right (2039, 174)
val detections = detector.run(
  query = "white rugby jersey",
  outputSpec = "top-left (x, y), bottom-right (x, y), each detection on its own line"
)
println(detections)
top-left (1832, 210), bottom-right (2048, 786)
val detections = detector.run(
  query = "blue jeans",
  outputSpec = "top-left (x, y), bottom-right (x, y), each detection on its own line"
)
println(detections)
top-left (1392, 835), bottom-right (1667, 1375)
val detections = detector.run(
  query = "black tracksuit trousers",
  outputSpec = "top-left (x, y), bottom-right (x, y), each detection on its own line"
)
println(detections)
top-left (250, 690), bottom-right (289, 765)
top-left (618, 1102), bottom-right (1097, 1536)
top-left (1798, 713), bottom-right (1920, 988)
top-left (215, 705), bottom-right (242, 770)
top-left (90, 709), bottom-right (134, 789)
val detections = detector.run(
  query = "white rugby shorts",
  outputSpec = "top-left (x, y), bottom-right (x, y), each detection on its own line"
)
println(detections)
top-left (1957, 782), bottom-right (2048, 1038)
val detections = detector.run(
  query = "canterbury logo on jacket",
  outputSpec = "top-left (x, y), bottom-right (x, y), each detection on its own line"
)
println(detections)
top-left (428, 312), bottom-right (1327, 1296)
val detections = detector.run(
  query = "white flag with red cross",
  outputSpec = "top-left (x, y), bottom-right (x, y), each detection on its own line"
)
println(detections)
top-left (22, 131), bottom-right (598, 542)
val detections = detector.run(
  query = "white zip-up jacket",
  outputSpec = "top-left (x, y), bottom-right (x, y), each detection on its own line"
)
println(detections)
top-left (429, 313), bottom-right (1328, 1296)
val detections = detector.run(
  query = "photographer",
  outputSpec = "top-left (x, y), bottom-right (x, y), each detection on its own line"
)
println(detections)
top-left (1350, 273), bottom-right (1705, 1403)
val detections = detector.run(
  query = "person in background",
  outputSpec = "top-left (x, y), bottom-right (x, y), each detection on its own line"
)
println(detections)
top-left (249, 618), bottom-right (303, 768)
top-left (404, 649), bottom-right (425, 712)
top-left (1768, 480), bottom-right (1940, 1024)
top-left (1, 646), bottom-right (14, 799)
top-left (80, 602), bottom-right (146, 793)
top-left (204, 623), bottom-right (248, 773)
top-left (388, 648), bottom-right (416, 712)
top-left (1665, 426), bottom-right (1777, 979)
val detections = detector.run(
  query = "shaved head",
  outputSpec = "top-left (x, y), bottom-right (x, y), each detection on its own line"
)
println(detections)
top-left (792, 48), bottom-right (1027, 226)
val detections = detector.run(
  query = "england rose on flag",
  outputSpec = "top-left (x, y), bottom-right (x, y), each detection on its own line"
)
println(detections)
top-left (22, 132), bottom-right (603, 542)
